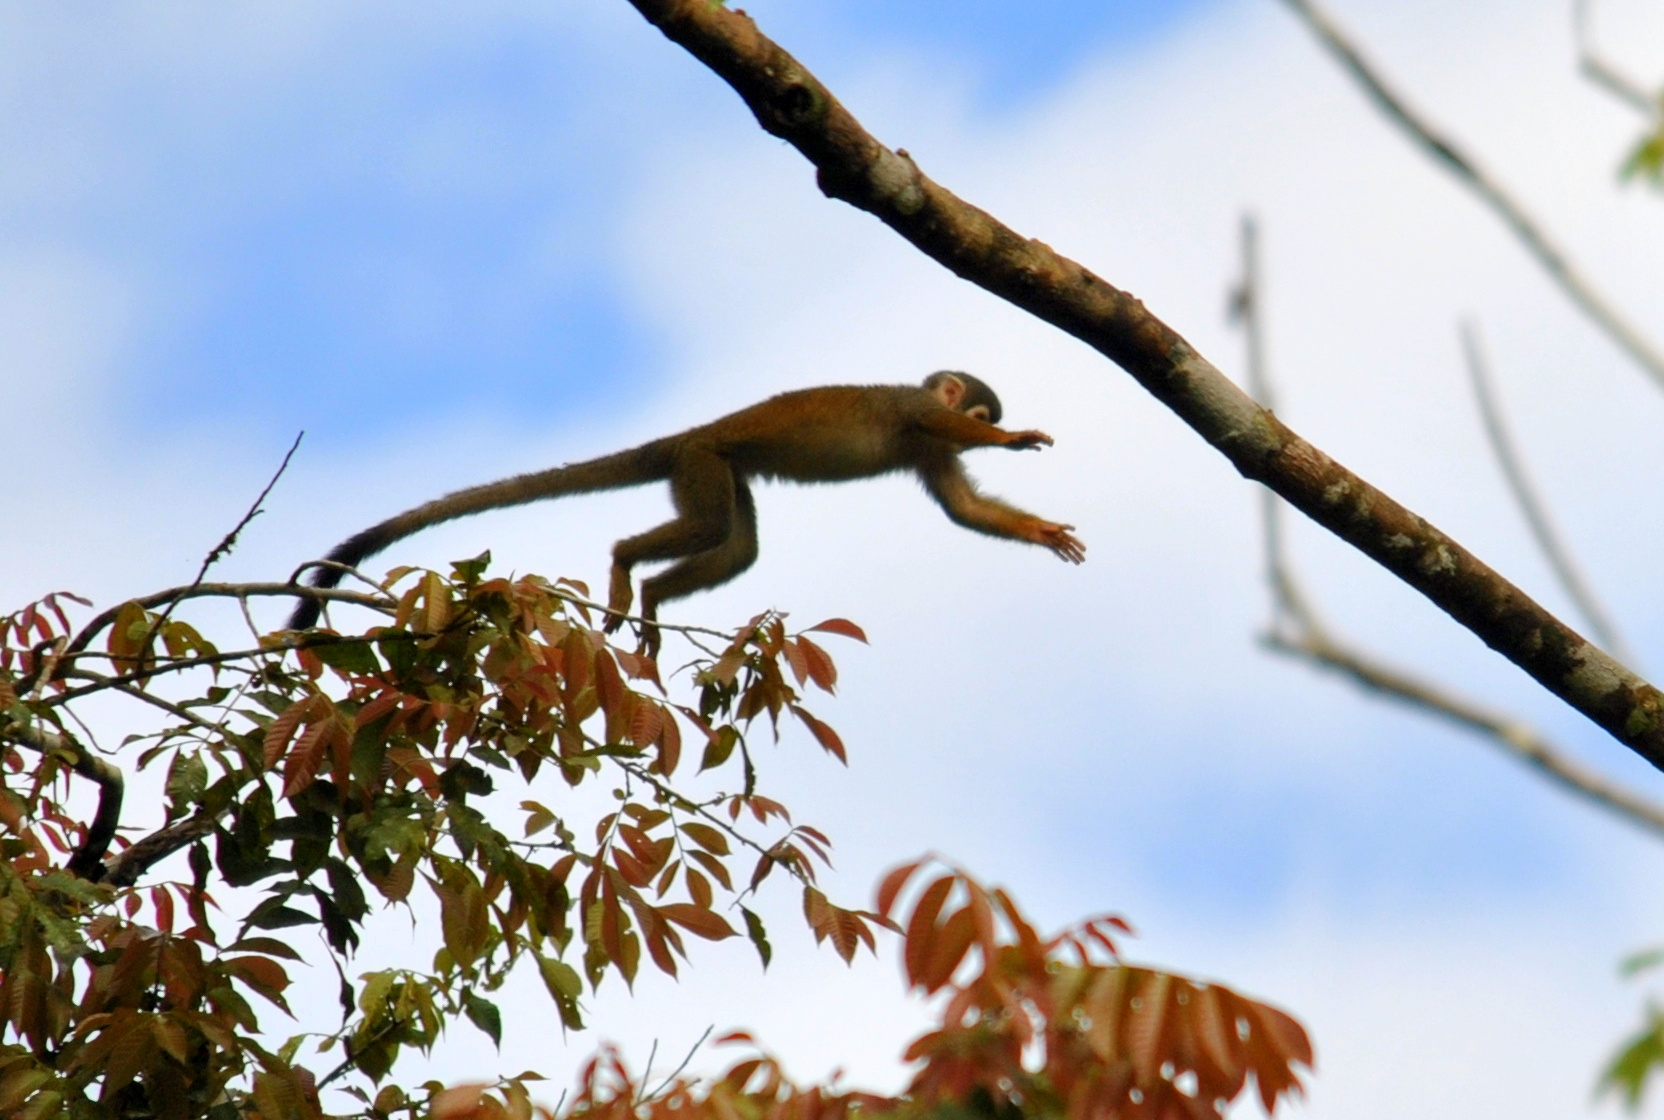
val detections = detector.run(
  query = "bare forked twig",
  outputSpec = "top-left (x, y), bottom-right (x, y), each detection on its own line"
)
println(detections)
top-left (1460, 319), bottom-right (1636, 667)
top-left (1232, 217), bottom-right (1664, 841)
top-left (1278, 0), bottom-right (1664, 392)
top-left (143, 432), bottom-right (304, 648)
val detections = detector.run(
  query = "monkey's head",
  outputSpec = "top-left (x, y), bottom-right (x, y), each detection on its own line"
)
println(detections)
top-left (923, 370), bottom-right (1003, 425)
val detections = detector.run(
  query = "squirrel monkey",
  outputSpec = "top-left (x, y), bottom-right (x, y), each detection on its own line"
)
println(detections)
top-left (288, 372), bottom-right (1083, 647)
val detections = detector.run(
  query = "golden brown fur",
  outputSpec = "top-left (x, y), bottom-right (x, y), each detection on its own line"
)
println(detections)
top-left (288, 372), bottom-right (1083, 648)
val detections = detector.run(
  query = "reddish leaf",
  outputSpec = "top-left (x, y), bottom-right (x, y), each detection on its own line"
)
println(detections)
top-left (261, 696), bottom-right (316, 769)
top-left (628, 700), bottom-right (664, 747)
top-left (658, 904), bottom-right (736, 941)
top-left (782, 639), bottom-right (810, 686)
top-left (594, 649), bottom-right (625, 719)
top-left (431, 1084), bottom-right (488, 1120)
top-left (101, 1015), bottom-right (157, 1095)
top-left (1125, 971), bottom-right (1173, 1085)
top-left (599, 890), bottom-right (625, 970)
top-left (748, 851), bottom-right (777, 892)
top-left (656, 711), bottom-right (682, 776)
top-left (824, 908), bottom-right (867, 964)
top-left (612, 848), bottom-right (654, 889)
top-left (1191, 985), bottom-right (1247, 1093)
top-left (806, 618), bottom-right (868, 643)
top-left (795, 636), bottom-right (837, 693)
top-left (150, 886), bottom-right (174, 936)
top-left (355, 689), bottom-right (401, 729)
top-left (686, 867), bottom-right (713, 909)
top-left (680, 822), bottom-right (730, 855)
top-left (1083, 966), bottom-right (1130, 1062)
top-left (281, 721), bottom-right (329, 797)
top-left (224, 955), bottom-right (292, 1012)
top-left (921, 907), bottom-right (977, 992)
top-left (688, 850), bottom-right (734, 891)
top-left (1249, 1000), bottom-right (1313, 1067)
top-left (903, 875), bottom-right (956, 990)
top-left (792, 707), bottom-right (847, 764)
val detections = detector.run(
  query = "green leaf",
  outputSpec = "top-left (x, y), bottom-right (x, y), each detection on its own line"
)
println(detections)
top-left (440, 761), bottom-right (493, 801)
top-left (246, 898), bottom-right (316, 930)
top-left (1622, 948), bottom-right (1664, 978)
top-left (310, 639), bottom-right (381, 675)
top-left (741, 905), bottom-right (772, 970)
top-left (537, 954), bottom-right (585, 1031)
top-left (451, 551), bottom-right (492, 586)
top-left (699, 726), bottom-right (739, 772)
top-left (1600, 1011), bottom-right (1664, 1110)
top-left (325, 859), bottom-right (369, 921)
top-left (378, 634), bottom-right (417, 676)
top-left (165, 750), bottom-right (209, 814)
top-left (463, 991), bottom-right (503, 1048)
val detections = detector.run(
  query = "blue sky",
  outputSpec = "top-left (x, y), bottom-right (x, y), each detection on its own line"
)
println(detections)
top-left (4, 0), bottom-right (1218, 443)
top-left (10, 1), bottom-right (1664, 1115)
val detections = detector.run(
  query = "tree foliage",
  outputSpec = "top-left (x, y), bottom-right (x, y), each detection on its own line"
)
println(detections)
top-left (0, 563), bottom-right (1309, 1120)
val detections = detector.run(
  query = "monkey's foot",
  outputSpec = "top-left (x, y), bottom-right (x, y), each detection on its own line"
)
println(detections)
top-left (636, 623), bottom-right (663, 662)
top-left (604, 567), bottom-right (634, 633)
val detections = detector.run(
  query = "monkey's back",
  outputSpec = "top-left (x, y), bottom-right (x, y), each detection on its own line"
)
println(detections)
top-left (689, 384), bottom-right (940, 482)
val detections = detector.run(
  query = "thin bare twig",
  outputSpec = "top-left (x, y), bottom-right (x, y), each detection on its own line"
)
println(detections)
top-left (1461, 319), bottom-right (1636, 666)
top-left (643, 1026), bottom-right (715, 1102)
top-left (144, 433), bottom-right (304, 652)
top-left (1575, 0), bottom-right (1659, 115)
top-left (1227, 215), bottom-right (1290, 629)
top-left (46, 632), bottom-right (416, 707)
top-left (59, 670), bottom-right (226, 734)
top-left (1278, 0), bottom-right (1664, 392)
top-left (1264, 628), bottom-right (1664, 839)
top-left (64, 582), bottom-right (394, 662)
top-left (1232, 217), bottom-right (1664, 841)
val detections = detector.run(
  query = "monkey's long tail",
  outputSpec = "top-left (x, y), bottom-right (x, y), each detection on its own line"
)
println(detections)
top-left (287, 439), bottom-right (676, 630)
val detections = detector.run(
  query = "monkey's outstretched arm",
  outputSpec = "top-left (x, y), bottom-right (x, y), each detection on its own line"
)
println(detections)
top-left (918, 457), bottom-right (1085, 563)
top-left (913, 408), bottom-right (1055, 451)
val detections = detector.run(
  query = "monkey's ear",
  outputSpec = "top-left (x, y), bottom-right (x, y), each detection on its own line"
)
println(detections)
top-left (929, 372), bottom-right (967, 410)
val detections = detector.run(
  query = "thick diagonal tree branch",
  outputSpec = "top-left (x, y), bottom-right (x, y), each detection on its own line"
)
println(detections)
top-left (621, 0), bottom-right (1664, 771)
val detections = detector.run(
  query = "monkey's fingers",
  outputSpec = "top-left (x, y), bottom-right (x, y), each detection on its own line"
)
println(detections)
top-left (1004, 429), bottom-right (1055, 451)
top-left (1037, 522), bottom-right (1086, 564)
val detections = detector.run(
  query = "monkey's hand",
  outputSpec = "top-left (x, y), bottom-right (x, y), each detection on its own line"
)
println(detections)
top-left (1028, 520), bottom-right (1086, 564)
top-left (1002, 429), bottom-right (1054, 451)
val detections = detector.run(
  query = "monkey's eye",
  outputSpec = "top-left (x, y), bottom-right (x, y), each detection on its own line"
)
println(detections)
top-left (966, 406), bottom-right (990, 422)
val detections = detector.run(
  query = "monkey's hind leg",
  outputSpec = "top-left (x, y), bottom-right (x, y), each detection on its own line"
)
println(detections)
top-left (634, 479), bottom-right (758, 656)
top-left (604, 450), bottom-right (739, 637)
